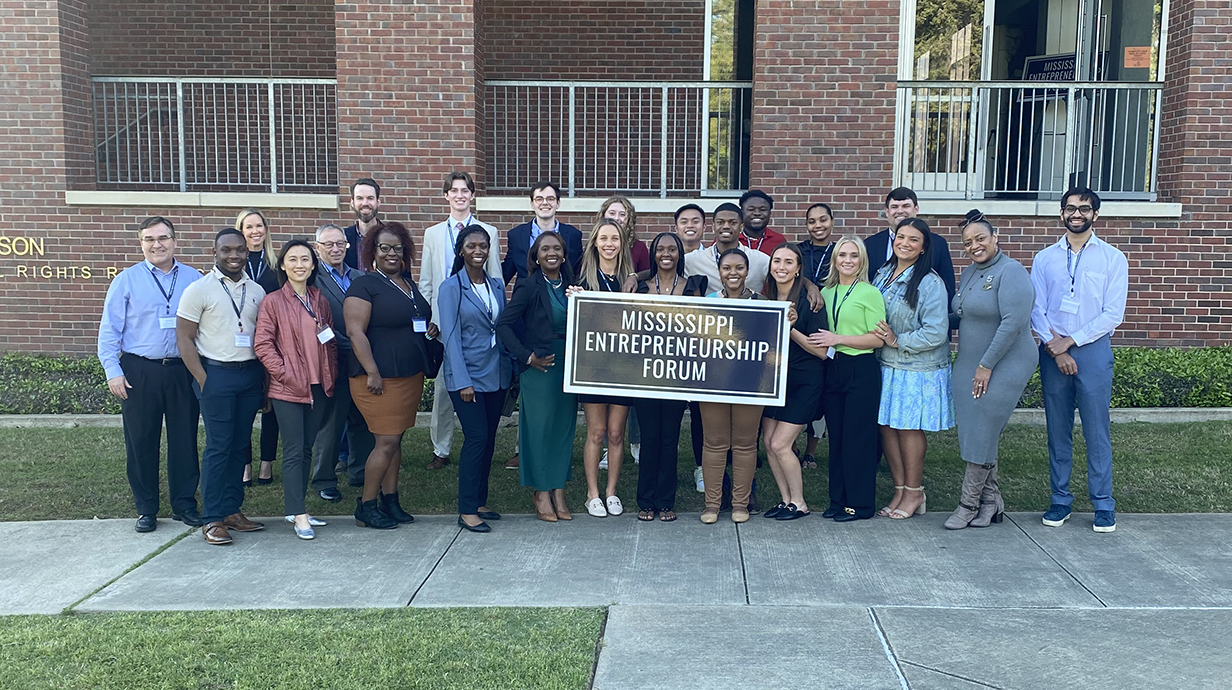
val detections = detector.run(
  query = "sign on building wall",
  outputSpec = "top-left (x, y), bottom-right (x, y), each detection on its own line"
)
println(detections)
top-left (0, 234), bottom-right (120, 281)
top-left (563, 291), bottom-right (791, 406)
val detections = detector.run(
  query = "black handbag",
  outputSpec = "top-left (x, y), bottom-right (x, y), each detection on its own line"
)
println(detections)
top-left (501, 369), bottom-right (520, 417)
top-left (423, 336), bottom-right (445, 379)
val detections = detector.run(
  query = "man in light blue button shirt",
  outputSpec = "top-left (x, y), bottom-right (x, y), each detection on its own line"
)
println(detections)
top-left (1030, 187), bottom-right (1129, 534)
top-left (97, 216), bottom-right (202, 533)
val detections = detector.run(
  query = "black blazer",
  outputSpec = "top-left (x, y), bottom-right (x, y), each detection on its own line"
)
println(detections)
top-left (313, 263), bottom-right (364, 350)
top-left (495, 272), bottom-right (561, 372)
top-left (865, 228), bottom-right (958, 303)
top-left (501, 221), bottom-right (584, 284)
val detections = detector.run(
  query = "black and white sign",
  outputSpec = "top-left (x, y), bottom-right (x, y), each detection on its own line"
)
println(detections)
top-left (563, 291), bottom-right (791, 406)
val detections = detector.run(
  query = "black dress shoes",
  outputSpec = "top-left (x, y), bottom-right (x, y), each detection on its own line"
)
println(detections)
top-left (171, 507), bottom-right (203, 527)
top-left (833, 508), bottom-right (872, 523)
top-left (135, 514), bottom-right (157, 532)
top-left (821, 505), bottom-right (843, 519)
top-left (476, 510), bottom-right (502, 521)
top-left (319, 488), bottom-right (343, 503)
top-left (458, 516), bottom-right (491, 533)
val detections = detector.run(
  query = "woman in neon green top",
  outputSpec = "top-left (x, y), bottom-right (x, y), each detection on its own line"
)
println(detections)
top-left (812, 237), bottom-right (887, 521)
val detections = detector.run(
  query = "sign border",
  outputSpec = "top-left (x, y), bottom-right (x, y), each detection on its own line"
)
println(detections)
top-left (562, 290), bottom-right (792, 407)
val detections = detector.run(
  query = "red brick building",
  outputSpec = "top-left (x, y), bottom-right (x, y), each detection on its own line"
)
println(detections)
top-left (1, 0), bottom-right (1226, 354)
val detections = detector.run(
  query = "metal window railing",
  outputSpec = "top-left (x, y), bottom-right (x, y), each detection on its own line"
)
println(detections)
top-left (484, 80), bottom-right (753, 197)
top-left (91, 77), bottom-right (338, 193)
top-left (894, 81), bottom-right (1163, 200)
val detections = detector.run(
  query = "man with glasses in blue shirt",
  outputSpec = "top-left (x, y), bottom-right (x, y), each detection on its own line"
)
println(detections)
top-left (98, 216), bottom-right (202, 533)
top-left (1031, 187), bottom-right (1129, 533)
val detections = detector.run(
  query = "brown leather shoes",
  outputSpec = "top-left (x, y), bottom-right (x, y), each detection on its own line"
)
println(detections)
top-left (202, 522), bottom-right (233, 545)
top-left (427, 454), bottom-right (451, 470)
top-left (505, 454), bottom-right (520, 470)
top-left (223, 512), bottom-right (265, 532)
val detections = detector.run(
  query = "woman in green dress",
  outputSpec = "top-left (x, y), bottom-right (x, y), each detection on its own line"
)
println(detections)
top-left (495, 232), bottom-right (578, 521)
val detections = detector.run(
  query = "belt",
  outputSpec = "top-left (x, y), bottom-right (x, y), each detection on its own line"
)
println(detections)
top-left (200, 356), bottom-right (259, 369)
top-left (123, 353), bottom-right (183, 366)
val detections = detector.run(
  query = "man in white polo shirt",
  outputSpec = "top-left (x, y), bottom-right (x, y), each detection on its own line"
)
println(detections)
top-left (176, 228), bottom-right (268, 546)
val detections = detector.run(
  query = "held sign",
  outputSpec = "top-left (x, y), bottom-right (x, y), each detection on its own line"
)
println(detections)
top-left (563, 291), bottom-right (791, 406)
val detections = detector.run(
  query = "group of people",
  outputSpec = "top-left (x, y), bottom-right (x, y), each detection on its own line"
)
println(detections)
top-left (98, 172), bottom-right (1128, 544)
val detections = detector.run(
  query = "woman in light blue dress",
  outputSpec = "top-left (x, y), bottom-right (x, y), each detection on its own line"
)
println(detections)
top-left (871, 218), bottom-right (954, 519)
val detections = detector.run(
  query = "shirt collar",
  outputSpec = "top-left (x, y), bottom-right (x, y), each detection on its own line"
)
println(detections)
top-left (446, 215), bottom-right (475, 229)
top-left (144, 259), bottom-right (179, 275)
top-left (533, 218), bottom-right (559, 233)
top-left (1055, 232), bottom-right (1102, 252)
top-left (210, 266), bottom-right (250, 286)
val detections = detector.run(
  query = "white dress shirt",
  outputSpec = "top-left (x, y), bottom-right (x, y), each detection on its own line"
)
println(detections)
top-left (1030, 233), bottom-right (1128, 347)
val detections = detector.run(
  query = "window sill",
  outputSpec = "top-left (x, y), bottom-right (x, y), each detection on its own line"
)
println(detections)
top-left (921, 199), bottom-right (1182, 219)
top-left (476, 196), bottom-right (741, 214)
top-left (64, 191), bottom-right (339, 210)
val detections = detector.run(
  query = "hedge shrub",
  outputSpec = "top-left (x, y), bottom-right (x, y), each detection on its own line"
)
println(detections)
top-left (2, 348), bottom-right (1230, 414)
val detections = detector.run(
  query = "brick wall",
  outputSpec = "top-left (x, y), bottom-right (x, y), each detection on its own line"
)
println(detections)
top-left (483, 0), bottom-right (706, 80)
top-left (89, 0), bottom-right (336, 77)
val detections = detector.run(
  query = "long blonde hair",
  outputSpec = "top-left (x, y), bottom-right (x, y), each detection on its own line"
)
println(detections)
top-left (823, 235), bottom-right (871, 289)
top-left (596, 194), bottom-right (638, 244)
top-left (235, 208), bottom-right (276, 269)
top-left (578, 217), bottom-right (633, 290)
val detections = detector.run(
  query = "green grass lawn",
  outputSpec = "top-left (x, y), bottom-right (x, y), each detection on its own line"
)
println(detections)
top-left (0, 607), bottom-right (605, 690)
top-left (1, 421), bottom-right (1229, 522)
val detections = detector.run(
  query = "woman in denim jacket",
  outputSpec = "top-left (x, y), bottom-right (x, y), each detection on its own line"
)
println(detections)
top-left (871, 218), bottom-right (955, 519)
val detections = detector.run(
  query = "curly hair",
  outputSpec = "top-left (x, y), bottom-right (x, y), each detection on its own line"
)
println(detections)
top-left (360, 221), bottom-right (416, 274)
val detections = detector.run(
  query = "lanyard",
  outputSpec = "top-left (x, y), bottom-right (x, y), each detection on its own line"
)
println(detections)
top-left (598, 271), bottom-right (621, 292)
top-left (247, 251), bottom-right (266, 281)
top-left (808, 243), bottom-right (833, 284)
top-left (1066, 242), bottom-right (1089, 293)
top-left (293, 291), bottom-right (319, 324)
top-left (448, 216), bottom-right (474, 251)
top-left (877, 264), bottom-right (910, 295)
top-left (654, 272), bottom-right (679, 295)
top-left (218, 278), bottom-right (248, 332)
top-left (742, 232), bottom-right (765, 252)
top-left (830, 281), bottom-right (858, 327)
top-left (379, 272), bottom-right (421, 314)
top-left (148, 265), bottom-right (179, 314)
top-left (471, 278), bottom-right (496, 323)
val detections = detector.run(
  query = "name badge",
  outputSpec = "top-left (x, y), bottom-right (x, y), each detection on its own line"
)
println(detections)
top-left (1059, 297), bottom-right (1080, 314)
top-left (317, 326), bottom-right (336, 344)
top-left (159, 317), bottom-right (177, 329)
top-left (826, 346), bottom-right (837, 359)
top-left (234, 332), bottom-right (253, 348)
top-left (412, 318), bottom-right (428, 333)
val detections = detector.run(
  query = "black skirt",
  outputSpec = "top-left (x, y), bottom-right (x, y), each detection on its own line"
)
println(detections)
top-left (764, 373), bottom-right (825, 425)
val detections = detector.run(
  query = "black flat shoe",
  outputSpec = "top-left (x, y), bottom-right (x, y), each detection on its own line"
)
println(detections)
top-left (763, 502), bottom-right (787, 519)
top-left (256, 476), bottom-right (273, 485)
top-left (458, 516), bottom-right (491, 533)
top-left (171, 507), bottom-right (203, 527)
top-left (477, 510), bottom-right (501, 521)
top-left (775, 504), bottom-right (811, 521)
top-left (833, 508), bottom-right (871, 523)
top-left (821, 506), bottom-right (843, 519)
top-left (135, 514), bottom-right (157, 533)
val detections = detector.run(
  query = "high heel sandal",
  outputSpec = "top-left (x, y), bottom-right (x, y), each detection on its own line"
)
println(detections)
top-left (878, 485), bottom-right (906, 517)
top-left (887, 486), bottom-right (926, 520)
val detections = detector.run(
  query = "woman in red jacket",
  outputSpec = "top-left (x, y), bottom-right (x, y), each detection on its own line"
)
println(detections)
top-left (255, 239), bottom-right (338, 540)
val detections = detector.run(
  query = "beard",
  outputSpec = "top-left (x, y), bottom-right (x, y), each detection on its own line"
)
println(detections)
top-left (354, 207), bottom-right (377, 223)
top-left (1066, 217), bottom-right (1093, 234)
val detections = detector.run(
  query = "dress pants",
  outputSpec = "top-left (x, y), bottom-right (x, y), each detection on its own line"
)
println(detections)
top-left (118, 353), bottom-right (200, 515)
top-left (195, 361), bottom-right (264, 524)
top-left (311, 353), bottom-right (374, 489)
top-left (430, 382), bottom-right (459, 457)
top-left (634, 398), bottom-right (686, 511)
top-left (1039, 336), bottom-right (1115, 511)
top-left (272, 385), bottom-right (330, 516)
top-left (244, 410), bottom-right (280, 467)
top-left (824, 352), bottom-right (881, 517)
top-left (698, 402), bottom-right (762, 510)
top-left (689, 401), bottom-right (704, 467)
top-left (450, 388), bottom-right (506, 514)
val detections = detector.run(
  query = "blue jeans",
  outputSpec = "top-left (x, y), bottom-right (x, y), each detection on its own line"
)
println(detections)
top-left (194, 362), bottom-right (264, 524)
top-left (1039, 336), bottom-right (1115, 511)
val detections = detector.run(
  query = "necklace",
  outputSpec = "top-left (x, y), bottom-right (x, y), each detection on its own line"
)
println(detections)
top-left (655, 272), bottom-right (679, 295)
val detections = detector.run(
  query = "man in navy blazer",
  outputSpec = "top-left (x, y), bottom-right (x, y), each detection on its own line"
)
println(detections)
top-left (501, 180), bottom-right (584, 285)
top-left (865, 187), bottom-right (957, 303)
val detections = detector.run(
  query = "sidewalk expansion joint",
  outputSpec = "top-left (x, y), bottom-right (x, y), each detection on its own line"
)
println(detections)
top-left (405, 524), bottom-right (463, 606)
top-left (735, 522), bottom-right (750, 605)
top-left (63, 527), bottom-right (194, 614)
top-left (867, 607), bottom-right (911, 690)
top-left (586, 606), bottom-right (611, 690)
top-left (898, 660), bottom-right (1006, 689)
top-left (1006, 513), bottom-right (1109, 607)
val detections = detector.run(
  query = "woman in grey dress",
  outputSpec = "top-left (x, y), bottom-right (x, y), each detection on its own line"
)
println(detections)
top-left (946, 211), bottom-right (1037, 530)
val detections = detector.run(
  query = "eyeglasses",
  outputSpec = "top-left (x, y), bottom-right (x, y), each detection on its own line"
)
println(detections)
top-left (1063, 205), bottom-right (1095, 215)
top-left (533, 195), bottom-right (558, 204)
top-left (316, 240), bottom-right (349, 249)
top-left (140, 235), bottom-right (174, 245)
top-left (958, 210), bottom-right (986, 229)
top-left (377, 243), bottom-right (404, 255)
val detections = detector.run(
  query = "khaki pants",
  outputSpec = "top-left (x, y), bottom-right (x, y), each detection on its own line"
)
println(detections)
top-left (698, 402), bottom-right (763, 511)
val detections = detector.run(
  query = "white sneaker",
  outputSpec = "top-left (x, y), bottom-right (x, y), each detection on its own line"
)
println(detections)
top-left (599, 447), bottom-right (608, 470)
top-left (606, 495), bottom-right (624, 516)
top-left (631, 443), bottom-right (640, 464)
top-left (586, 497), bottom-right (608, 517)
top-left (694, 467), bottom-right (705, 493)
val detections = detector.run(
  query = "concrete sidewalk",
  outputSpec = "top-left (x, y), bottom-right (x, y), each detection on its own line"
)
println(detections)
top-left (5, 512), bottom-right (1232, 688)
